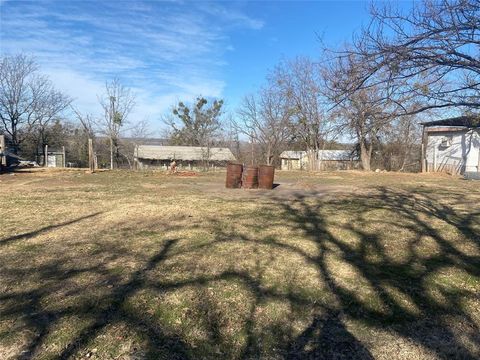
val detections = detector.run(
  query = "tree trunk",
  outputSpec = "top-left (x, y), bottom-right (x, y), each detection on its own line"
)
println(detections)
top-left (250, 136), bottom-right (254, 165)
top-left (110, 137), bottom-right (114, 170)
top-left (266, 145), bottom-right (271, 165)
top-left (305, 147), bottom-right (315, 172)
top-left (11, 119), bottom-right (18, 154)
top-left (360, 140), bottom-right (372, 171)
top-left (399, 120), bottom-right (412, 172)
top-left (114, 140), bottom-right (120, 169)
top-left (319, 141), bottom-right (327, 171)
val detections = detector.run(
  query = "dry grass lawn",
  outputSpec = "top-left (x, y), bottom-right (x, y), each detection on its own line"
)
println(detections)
top-left (0, 168), bottom-right (479, 359)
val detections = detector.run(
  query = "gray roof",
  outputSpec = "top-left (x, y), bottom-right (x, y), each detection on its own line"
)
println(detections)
top-left (135, 145), bottom-right (236, 161)
top-left (421, 115), bottom-right (480, 128)
top-left (318, 150), bottom-right (355, 161)
top-left (280, 150), bottom-right (356, 161)
top-left (280, 151), bottom-right (306, 159)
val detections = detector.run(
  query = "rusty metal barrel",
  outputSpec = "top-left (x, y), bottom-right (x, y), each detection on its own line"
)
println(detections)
top-left (243, 166), bottom-right (259, 189)
top-left (226, 163), bottom-right (243, 188)
top-left (258, 165), bottom-right (275, 189)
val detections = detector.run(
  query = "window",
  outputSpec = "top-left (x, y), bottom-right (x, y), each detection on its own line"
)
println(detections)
top-left (440, 136), bottom-right (452, 148)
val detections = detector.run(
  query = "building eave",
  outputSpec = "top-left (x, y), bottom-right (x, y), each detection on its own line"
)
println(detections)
top-left (421, 115), bottom-right (480, 128)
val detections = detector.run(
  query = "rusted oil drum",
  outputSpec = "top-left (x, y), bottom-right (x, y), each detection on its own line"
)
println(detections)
top-left (226, 163), bottom-right (243, 188)
top-left (258, 165), bottom-right (275, 189)
top-left (243, 166), bottom-right (259, 189)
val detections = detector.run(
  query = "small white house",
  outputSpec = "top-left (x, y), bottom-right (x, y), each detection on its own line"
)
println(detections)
top-left (421, 116), bottom-right (480, 175)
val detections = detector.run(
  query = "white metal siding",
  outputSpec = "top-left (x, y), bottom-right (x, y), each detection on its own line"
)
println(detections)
top-left (466, 130), bottom-right (480, 172)
top-left (426, 129), bottom-right (480, 173)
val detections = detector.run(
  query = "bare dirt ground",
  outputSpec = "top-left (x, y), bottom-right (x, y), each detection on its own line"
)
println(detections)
top-left (0, 168), bottom-right (479, 359)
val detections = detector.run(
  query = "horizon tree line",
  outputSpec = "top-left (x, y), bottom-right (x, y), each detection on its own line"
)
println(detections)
top-left (1, 0), bottom-right (478, 171)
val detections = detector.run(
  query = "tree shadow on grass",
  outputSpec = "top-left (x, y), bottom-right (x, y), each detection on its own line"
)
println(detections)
top-left (275, 187), bottom-right (480, 359)
top-left (0, 186), bottom-right (479, 359)
top-left (0, 212), bottom-right (103, 247)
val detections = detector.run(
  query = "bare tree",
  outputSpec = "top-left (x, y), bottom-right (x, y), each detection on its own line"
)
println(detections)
top-left (72, 106), bottom-right (96, 139)
top-left (272, 57), bottom-right (333, 171)
top-left (72, 106), bottom-right (98, 168)
top-left (380, 114), bottom-right (422, 171)
top-left (128, 118), bottom-right (153, 169)
top-left (0, 54), bottom-right (71, 154)
top-left (235, 83), bottom-right (292, 165)
top-left (348, 0), bottom-right (480, 114)
top-left (323, 53), bottom-right (406, 171)
top-left (130, 118), bottom-right (153, 141)
top-left (98, 78), bottom-right (135, 169)
top-left (224, 114), bottom-right (242, 162)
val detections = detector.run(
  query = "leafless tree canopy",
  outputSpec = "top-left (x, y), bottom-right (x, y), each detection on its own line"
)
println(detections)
top-left (5, 1), bottom-right (476, 171)
top-left (322, 52), bottom-right (418, 171)
top-left (235, 82), bottom-right (292, 165)
top-left (348, 0), bottom-right (480, 113)
top-left (98, 78), bottom-right (136, 169)
top-left (72, 106), bottom-right (96, 140)
top-left (273, 57), bottom-right (337, 170)
top-left (0, 54), bottom-right (71, 152)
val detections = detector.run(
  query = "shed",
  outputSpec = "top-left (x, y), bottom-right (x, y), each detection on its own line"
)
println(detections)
top-left (134, 145), bottom-right (236, 170)
top-left (37, 149), bottom-right (66, 168)
top-left (280, 150), bottom-right (359, 170)
top-left (421, 116), bottom-right (480, 175)
top-left (279, 151), bottom-right (306, 170)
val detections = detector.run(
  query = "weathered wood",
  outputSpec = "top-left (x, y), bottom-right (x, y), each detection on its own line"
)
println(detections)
top-left (421, 125), bottom-right (426, 173)
top-left (44, 145), bottom-right (48, 167)
top-left (62, 146), bottom-right (66, 167)
top-left (478, 147), bottom-right (480, 173)
top-left (0, 134), bottom-right (6, 167)
top-left (88, 138), bottom-right (94, 172)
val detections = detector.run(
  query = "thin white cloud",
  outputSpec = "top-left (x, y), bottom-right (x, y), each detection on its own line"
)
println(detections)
top-left (0, 0), bottom-right (263, 131)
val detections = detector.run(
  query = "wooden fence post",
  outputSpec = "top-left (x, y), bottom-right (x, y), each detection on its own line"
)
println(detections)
top-left (421, 125), bottom-right (427, 173)
top-left (0, 134), bottom-right (6, 167)
top-left (44, 145), bottom-right (48, 167)
top-left (477, 147), bottom-right (480, 173)
top-left (62, 146), bottom-right (66, 167)
top-left (88, 138), bottom-right (94, 172)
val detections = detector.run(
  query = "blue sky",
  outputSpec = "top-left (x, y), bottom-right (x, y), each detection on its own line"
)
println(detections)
top-left (0, 0), bottom-right (375, 133)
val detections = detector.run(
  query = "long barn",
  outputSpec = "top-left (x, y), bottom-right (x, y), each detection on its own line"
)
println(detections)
top-left (134, 145), bottom-right (236, 170)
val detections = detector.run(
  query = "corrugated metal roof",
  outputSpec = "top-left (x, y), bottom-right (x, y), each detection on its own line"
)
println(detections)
top-left (280, 151), bottom-right (306, 159)
top-left (281, 150), bottom-right (357, 161)
top-left (136, 145), bottom-right (236, 161)
top-left (318, 150), bottom-right (355, 161)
